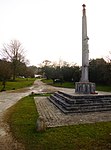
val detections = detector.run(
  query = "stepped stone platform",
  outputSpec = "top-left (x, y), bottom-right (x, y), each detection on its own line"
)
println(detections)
top-left (48, 90), bottom-right (111, 113)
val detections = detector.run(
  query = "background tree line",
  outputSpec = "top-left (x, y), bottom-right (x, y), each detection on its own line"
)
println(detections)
top-left (0, 39), bottom-right (111, 88)
top-left (40, 58), bottom-right (111, 85)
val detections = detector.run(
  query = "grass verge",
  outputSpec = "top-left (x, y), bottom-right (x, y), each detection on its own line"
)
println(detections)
top-left (96, 85), bottom-right (111, 92)
top-left (0, 78), bottom-right (35, 91)
top-left (5, 95), bottom-right (111, 150)
top-left (42, 79), bottom-right (75, 88)
top-left (42, 79), bottom-right (111, 92)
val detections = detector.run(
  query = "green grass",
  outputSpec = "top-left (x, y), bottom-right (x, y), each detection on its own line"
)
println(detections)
top-left (5, 95), bottom-right (111, 150)
top-left (43, 79), bottom-right (111, 92)
top-left (5, 96), bottom-right (38, 147)
top-left (0, 78), bottom-right (35, 91)
top-left (96, 85), bottom-right (111, 92)
top-left (42, 79), bottom-right (75, 88)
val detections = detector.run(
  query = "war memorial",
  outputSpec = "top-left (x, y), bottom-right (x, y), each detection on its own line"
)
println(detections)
top-left (49, 4), bottom-right (111, 113)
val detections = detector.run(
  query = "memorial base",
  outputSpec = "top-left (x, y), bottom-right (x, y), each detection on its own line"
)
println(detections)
top-left (75, 82), bottom-right (96, 94)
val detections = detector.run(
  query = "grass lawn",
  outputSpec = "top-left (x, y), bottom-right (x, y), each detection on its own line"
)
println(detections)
top-left (96, 85), bottom-right (111, 92)
top-left (0, 78), bottom-right (35, 91)
top-left (5, 94), bottom-right (111, 150)
top-left (42, 79), bottom-right (111, 92)
top-left (42, 79), bottom-right (75, 88)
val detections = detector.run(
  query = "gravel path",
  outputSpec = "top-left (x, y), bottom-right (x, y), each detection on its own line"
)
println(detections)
top-left (0, 90), bottom-right (31, 150)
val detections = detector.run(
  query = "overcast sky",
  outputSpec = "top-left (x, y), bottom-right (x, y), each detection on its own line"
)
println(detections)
top-left (0, 0), bottom-right (111, 66)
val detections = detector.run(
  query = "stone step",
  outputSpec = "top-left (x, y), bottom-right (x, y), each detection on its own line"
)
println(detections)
top-left (49, 91), bottom-right (111, 113)
top-left (58, 91), bottom-right (111, 99)
top-left (54, 92), bottom-right (111, 105)
top-left (49, 97), bottom-right (111, 114)
top-left (50, 95), bottom-right (111, 107)
top-left (50, 95), bottom-right (111, 110)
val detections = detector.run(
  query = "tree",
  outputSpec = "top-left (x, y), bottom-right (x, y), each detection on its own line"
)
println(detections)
top-left (89, 58), bottom-right (108, 84)
top-left (16, 62), bottom-right (27, 77)
top-left (28, 65), bottom-right (38, 75)
top-left (26, 66), bottom-right (37, 78)
top-left (41, 60), bottom-right (52, 79)
top-left (0, 59), bottom-right (12, 91)
top-left (72, 66), bottom-right (81, 82)
top-left (1, 40), bottom-right (26, 81)
top-left (40, 60), bottom-right (80, 83)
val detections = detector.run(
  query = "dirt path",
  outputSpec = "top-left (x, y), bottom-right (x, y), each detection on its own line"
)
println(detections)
top-left (0, 90), bottom-right (31, 150)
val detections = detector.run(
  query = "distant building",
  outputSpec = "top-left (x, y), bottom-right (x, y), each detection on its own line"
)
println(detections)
top-left (35, 74), bottom-right (42, 78)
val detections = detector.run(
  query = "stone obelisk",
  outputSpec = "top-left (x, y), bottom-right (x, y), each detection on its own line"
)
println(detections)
top-left (81, 4), bottom-right (89, 82)
top-left (75, 4), bottom-right (96, 94)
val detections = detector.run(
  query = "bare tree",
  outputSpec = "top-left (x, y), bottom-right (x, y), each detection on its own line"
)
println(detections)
top-left (106, 51), bottom-right (111, 63)
top-left (1, 40), bottom-right (26, 81)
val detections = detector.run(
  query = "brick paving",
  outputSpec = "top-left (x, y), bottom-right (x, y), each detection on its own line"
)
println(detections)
top-left (35, 96), bottom-right (111, 128)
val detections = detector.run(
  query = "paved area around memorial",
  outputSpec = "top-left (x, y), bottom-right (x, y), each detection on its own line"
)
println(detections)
top-left (35, 95), bottom-right (111, 128)
top-left (0, 79), bottom-right (111, 149)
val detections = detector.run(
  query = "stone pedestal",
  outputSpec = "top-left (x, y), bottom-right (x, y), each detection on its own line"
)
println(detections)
top-left (75, 82), bottom-right (96, 94)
